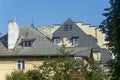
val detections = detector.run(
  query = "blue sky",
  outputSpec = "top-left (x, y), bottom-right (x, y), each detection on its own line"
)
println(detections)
top-left (0, 0), bottom-right (109, 33)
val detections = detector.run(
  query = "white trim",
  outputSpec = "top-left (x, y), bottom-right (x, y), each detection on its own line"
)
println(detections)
top-left (16, 59), bottom-right (25, 70)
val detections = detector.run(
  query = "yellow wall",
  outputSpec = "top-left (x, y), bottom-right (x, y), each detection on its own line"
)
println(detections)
top-left (58, 38), bottom-right (73, 47)
top-left (0, 58), bottom-right (43, 80)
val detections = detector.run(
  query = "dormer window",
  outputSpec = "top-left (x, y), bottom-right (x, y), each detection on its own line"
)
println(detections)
top-left (64, 24), bottom-right (69, 31)
top-left (21, 38), bottom-right (35, 47)
top-left (93, 52), bottom-right (101, 61)
top-left (22, 41), bottom-right (33, 47)
top-left (72, 37), bottom-right (79, 46)
top-left (69, 24), bottom-right (73, 30)
top-left (53, 37), bottom-right (60, 45)
top-left (64, 24), bottom-right (73, 31)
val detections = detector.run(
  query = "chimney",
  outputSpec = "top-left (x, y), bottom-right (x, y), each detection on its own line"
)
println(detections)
top-left (8, 20), bottom-right (19, 49)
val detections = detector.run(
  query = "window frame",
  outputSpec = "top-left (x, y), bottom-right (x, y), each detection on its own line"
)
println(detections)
top-left (53, 37), bottom-right (60, 45)
top-left (22, 41), bottom-right (33, 47)
top-left (93, 52), bottom-right (101, 61)
top-left (64, 24), bottom-right (73, 31)
top-left (17, 59), bottom-right (25, 70)
top-left (72, 37), bottom-right (79, 46)
top-left (64, 24), bottom-right (69, 31)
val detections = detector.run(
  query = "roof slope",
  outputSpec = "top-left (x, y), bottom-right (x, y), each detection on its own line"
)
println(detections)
top-left (53, 19), bottom-right (100, 50)
top-left (100, 48), bottom-right (111, 63)
top-left (0, 25), bottom-right (91, 57)
top-left (0, 25), bottom-right (58, 56)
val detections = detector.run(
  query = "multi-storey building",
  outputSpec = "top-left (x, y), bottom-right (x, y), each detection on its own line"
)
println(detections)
top-left (0, 19), bottom-right (112, 80)
top-left (0, 20), bottom-right (100, 80)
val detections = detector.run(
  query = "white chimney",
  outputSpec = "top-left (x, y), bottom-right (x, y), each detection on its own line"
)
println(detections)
top-left (8, 20), bottom-right (19, 49)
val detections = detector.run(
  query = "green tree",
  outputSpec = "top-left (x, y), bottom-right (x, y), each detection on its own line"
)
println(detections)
top-left (6, 70), bottom-right (44, 80)
top-left (100, 0), bottom-right (120, 79)
top-left (6, 71), bottom-right (30, 80)
top-left (36, 44), bottom-right (108, 80)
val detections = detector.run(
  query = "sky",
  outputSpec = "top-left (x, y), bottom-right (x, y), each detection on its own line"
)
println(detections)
top-left (0, 0), bottom-right (109, 33)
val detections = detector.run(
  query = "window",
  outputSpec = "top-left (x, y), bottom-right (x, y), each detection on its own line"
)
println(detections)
top-left (72, 37), bottom-right (79, 46)
top-left (64, 24), bottom-right (73, 31)
top-left (21, 38), bottom-right (35, 47)
top-left (69, 24), bottom-right (73, 30)
top-left (17, 59), bottom-right (25, 70)
top-left (23, 41), bottom-right (33, 47)
top-left (64, 25), bottom-right (69, 31)
top-left (93, 52), bottom-right (101, 61)
top-left (53, 37), bottom-right (60, 45)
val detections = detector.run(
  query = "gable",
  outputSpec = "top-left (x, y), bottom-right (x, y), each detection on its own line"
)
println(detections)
top-left (52, 19), bottom-right (100, 48)
top-left (0, 25), bottom-right (58, 56)
top-left (16, 25), bottom-right (58, 56)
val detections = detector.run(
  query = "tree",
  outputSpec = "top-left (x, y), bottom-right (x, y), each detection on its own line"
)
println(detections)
top-left (6, 71), bottom-right (30, 80)
top-left (36, 44), bottom-right (108, 80)
top-left (6, 70), bottom-right (44, 80)
top-left (100, 0), bottom-right (120, 79)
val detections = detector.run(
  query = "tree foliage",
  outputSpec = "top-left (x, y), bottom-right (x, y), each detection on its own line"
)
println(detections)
top-left (100, 0), bottom-right (120, 79)
top-left (6, 70), bottom-right (44, 80)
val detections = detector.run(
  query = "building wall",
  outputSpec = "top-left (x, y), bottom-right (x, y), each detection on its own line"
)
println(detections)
top-left (37, 21), bottom-right (108, 49)
top-left (0, 57), bottom-right (43, 80)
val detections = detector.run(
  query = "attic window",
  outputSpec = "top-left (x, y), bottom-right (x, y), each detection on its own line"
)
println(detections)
top-left (72, 37), bottom-right (79, 46)
top-left (22, 41), bottom-right (33, 47)
top-left (53, 37), bottom-right (60, 45)
top-left (64, 24), bottom-right (73, 31)
top-left (21, 38), bottom-right (35, 47)
top-left (93, 52), bottom-right (101, 61)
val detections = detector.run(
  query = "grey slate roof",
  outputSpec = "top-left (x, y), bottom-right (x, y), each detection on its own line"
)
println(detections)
top-left (66, 47), bottom-right (91, 57)
top-left (0, 25), bottom-right (92, 58)
top-left (52, 19), bottom-right (100, 50)
top-left (0, 25), bottom-right (58, 56)
top-left (100, 48), bottom-right (111, 63)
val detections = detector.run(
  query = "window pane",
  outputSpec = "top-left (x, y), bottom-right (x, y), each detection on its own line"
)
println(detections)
top-left (72, 37), bottom-right (79, 46)
top-left (54, 39), bottom-right (60, 44)
top-left (69, 24), bottom-right (72, 30)
top-left (28, 41), bottom-right (31, 47)
top-left (25, 42), bottom-right (27, 47)
top-left (18, 64), bottom-right (21, 69)
top-left (93, 53), bottom-right (99, 61)
top-left (17, 60), bottom-right (25, 70)
top-left (64, 25), bottom-right (69, 31)
top-left (22, 60), bottom-right (25, 69)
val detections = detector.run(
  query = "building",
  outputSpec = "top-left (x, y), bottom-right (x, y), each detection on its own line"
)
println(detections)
top-left (38, 19), bottom-right (112, 62)
top-left (0, 20), bottom-right (96, 80)
top-left (38, 19), bottom-right (112, 72)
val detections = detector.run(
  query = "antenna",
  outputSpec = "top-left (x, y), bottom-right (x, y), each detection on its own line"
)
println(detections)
top-left (15, 16), bottom-right (16, 21)
top-left (31, 17), bottom-right (35, 28)
top-left (32, 17), bottom-right (33, 24)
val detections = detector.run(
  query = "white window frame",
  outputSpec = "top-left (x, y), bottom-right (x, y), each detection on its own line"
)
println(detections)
top-left (53, 38), bottom-right (60, 45)
top-left (22, 41), bottom-right (33, 47)
top-left (17, 59), bottom-right (25, 70)
top-left (93, 52), bottom-right (101, 61)
top-left (72, 38), bottom-right (79, 46)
